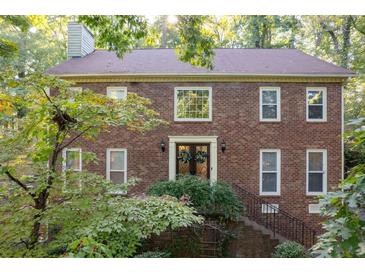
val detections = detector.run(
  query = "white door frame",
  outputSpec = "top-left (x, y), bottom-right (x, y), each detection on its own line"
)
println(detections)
top-left (168, 136), bottom-right (218, 184)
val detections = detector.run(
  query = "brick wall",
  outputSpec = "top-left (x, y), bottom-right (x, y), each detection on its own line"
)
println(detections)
top-left (63, 81), bottom-right (343, 229)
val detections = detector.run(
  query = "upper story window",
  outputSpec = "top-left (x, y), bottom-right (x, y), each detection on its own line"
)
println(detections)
top-left (260, 149), bottom-right (281, 196)
top-left (107, 87), bottom-right (127, 100)
top-left (63, 148), bottom-right (82, 172)
top-left (307, 149), bottom-right (327, 195)
top-left (174, 87), bottom-right (212, 122)
top-left (106, 148), bottom-right (127, 184)
top-left (260, 87), bottom-right (281, 122)
top-left (306, 87), bottom-right (327, 122)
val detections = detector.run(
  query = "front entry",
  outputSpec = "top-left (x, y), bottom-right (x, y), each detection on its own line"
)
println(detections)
top-left (176, 143), bottom-right (210, 179)
top-left (168, 136), bottom-right (217, 182)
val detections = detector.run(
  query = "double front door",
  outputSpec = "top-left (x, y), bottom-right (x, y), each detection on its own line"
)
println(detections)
top-left (176, 143), bottom-right (210, 179)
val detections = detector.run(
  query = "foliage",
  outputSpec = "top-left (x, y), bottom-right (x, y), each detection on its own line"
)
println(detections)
top-left (311, 166), bottom-right (365, 258)
top-left (65, 196), bottom-right (202, 258)
top-left (175, 16), bottom-right (215, 70)
top-left (78, 16), bottom-right (148, 58)
top-left (167, 236), bottom-right (201, 258)
top-left (272, 241), bottom-right (310, 258)
top-left (0, 16), bottom-right (67, 76)
top-left (134, 251), bottom-right (171, 258)
top-left (0, 16), bottom-right (30, 58)
top-left (0, 66), bottom-right (169, 255)
top-left (148, 176), bottom-right (243, 221)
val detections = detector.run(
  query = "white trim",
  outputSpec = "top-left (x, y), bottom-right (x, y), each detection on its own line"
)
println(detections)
top-left (259, 87), bottom-right (281, 122)
top-left (106, 86), bottom-right (128, 99)
top-left (341, 85), bottom-right (345, 180)
top-left (259, 149), bottom-right (281, 196)
top-left (308, 204), bottom-right (321, 214)
top-left (174, 87), bottom-right (212, 122)
top-left (52, 72), bottom-right (356, 78)
top-left (168, 136), bottom-right (218, 183)
top-left (106, 148), bottom-right (127, 184)
top-left (306, 87), bottom-right (327, 122)
top-left (62, 148), bottom-right (82, 172)
top-left (306, 149), bottom-right (327, 196)
top-left (261, 204), bottom-right (279, 214)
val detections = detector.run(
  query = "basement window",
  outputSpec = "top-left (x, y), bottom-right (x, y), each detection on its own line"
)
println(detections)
top-left (307, 149), bottom-right (327, 195)
top-left (306, 87), bottom-right (327, 122)
top-left (174, 87), bottom-right (212, 121)
top-left (261, 204), bottom-right (279, 214)
top-left (107, 87), bottom-right (127, 100)
top-left (260, 149), bottom-right (281, 196)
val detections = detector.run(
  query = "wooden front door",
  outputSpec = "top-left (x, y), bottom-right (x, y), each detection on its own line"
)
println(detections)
top-left (176, 143), bottom-right (210, 179)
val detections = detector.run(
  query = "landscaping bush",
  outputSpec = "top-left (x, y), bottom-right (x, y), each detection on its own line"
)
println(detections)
top-left (272, 241), bottom-right (310, 258)
top-left (134, 251), bottom-right (171, 258)
top-left (148, 176), bottom-right (243, 221)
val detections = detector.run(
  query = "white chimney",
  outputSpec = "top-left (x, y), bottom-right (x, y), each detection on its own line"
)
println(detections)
top-left (67, 22), bottom-right (95, 59)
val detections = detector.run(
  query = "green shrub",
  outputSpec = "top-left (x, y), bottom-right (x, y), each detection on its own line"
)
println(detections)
top-left (148, 176), bottom-right (243, 221)
top-left (134, 251), bottom-right (171, 258)
top-left (272, 241), bottom-right (310, 258)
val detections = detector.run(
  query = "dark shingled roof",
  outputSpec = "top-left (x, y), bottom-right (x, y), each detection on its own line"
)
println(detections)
top-left (47, 48), bottom-right (355, 76)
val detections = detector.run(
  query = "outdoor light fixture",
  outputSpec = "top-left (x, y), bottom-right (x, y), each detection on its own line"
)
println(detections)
top-left (160, 139), bottom-right (166, 152)
top-left (221, 140), bottom-right (226, 153)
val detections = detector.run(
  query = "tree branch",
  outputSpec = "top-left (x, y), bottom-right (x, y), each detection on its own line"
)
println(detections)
top-left (1, 166), bottom-right (36, 198)
top-left (350, 16), bottom-right (365, 36)
top-left (58, 126), bottom-right (93, 152)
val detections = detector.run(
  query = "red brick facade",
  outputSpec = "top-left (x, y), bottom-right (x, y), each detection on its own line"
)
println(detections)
top-left (66, 81), bottom-right (343, 229)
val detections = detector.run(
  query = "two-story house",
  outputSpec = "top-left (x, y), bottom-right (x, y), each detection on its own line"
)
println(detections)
top-left (47, 23), bottom-right (355, 232)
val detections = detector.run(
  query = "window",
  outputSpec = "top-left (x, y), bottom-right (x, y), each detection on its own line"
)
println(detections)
top-left (307, 149), bottom-right (327, 195)
top-left (260, 149), bottom-right (281, 196)
top-left (62, 148), bottom-right (82, 192)
top-left (260, 87), bottom-right (281, 121)
top-left (306, 87), bottom-right (327, 121)
top-left (107, 87), bottom-right (127, 100)
top-left (174, 87), bottom-right (212, 121)
top-left (62, 148), bottom-right (82, 172)
top-left (68, 87), bottom-right (82, 103)
top-left (261, 204), bottom-right (279, 214)
top-left (106, 149), bottom-right (127, 184)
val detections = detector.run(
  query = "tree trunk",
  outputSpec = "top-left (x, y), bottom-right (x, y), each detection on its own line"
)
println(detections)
top-left (29, 190), bottom-right (48, 247)
top-left (341, 16), bottom-right (352, 68)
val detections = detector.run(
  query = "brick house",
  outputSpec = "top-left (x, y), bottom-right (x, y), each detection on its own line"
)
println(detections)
top-left (48, 23), bottom-right (355, 233)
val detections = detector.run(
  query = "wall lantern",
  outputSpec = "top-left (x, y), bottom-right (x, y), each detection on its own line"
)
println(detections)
top-left (221, 140), bottom-right (226, 153)
top-left (160, 139), bottom-right (166, 152)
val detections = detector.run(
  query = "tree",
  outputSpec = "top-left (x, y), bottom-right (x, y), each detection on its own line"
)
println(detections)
top-left (0, 70), bottom-right (167, 249)
top-left (0, 16), bottom-right (30, 58)
top-left (311, 165), bottom-right (365, 258)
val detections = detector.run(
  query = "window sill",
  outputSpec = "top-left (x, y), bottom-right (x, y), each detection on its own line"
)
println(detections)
top-left (259, 193), bottom-right (281, 197)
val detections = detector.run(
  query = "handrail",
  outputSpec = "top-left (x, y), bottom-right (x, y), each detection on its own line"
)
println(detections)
top-left (232, 183), bottom-right (318, 248)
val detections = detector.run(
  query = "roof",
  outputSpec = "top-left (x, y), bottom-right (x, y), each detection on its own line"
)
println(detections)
top-left (47, 48), bottom-right (355, 77)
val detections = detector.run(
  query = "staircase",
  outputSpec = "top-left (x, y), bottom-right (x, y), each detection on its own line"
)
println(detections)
top-left (226, 219), bottom-right (280, 257)
top-left (232, 183), bottom-right (318, 248)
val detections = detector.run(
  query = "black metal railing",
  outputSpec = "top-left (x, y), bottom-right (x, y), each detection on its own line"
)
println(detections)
top-left (232, 183), bottom-right (318, 248)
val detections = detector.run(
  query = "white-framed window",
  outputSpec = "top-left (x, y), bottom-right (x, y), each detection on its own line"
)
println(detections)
top-left (261, 204), bottom-right (279, 214)
top-left (259, 87), bottom-right (281, 122)
top-left (307, 149), bottom-right (327, 195)
top-left (62, 148), bottom-right (82, 192)
top-left (260, 149), bottom-right (281, 196)
top-left (69, 87), bottom-right (82, 93)
top-left (62, 148), bottom-right (82, 172)
top-left (306, 87), bottom-right (327, 122)
top-left (174, 87), bottom-right (212, 122)
top-left (308, 204), bottom-right (321, 214)
top-left (106, 148), bottom-right (127, 184)
top-left (107, 87), bottom-right (127, 100)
